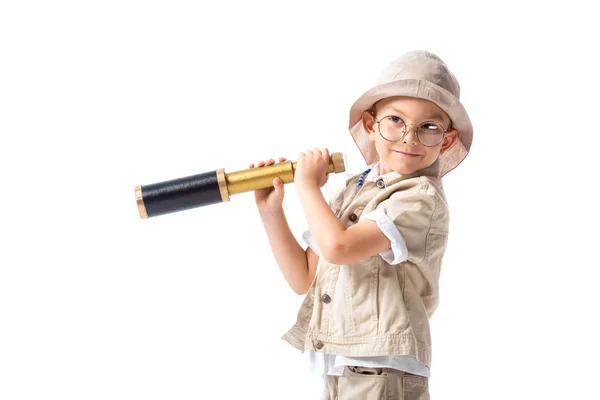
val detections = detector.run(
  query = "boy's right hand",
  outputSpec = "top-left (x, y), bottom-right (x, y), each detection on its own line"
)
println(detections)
top-left (249, 157), bottom-right (287, 214)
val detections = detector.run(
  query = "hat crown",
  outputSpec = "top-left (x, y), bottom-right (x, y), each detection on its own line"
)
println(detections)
top-left (376, 50), bottom-right (461, 99)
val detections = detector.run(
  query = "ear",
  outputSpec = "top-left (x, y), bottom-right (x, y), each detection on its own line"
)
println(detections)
top-left (361, 111), bottom-right (376, 136)
top-left (440, 129), bottom-right (458, 154)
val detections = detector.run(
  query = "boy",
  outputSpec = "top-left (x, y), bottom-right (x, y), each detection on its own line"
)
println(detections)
top-left (251, 50), bottom-right (472, 399)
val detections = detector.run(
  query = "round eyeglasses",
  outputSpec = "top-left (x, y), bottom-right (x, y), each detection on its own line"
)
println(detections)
top-left (374, 115), bottom-right (449, 147)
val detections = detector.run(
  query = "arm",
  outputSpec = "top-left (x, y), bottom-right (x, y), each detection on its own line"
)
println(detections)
top-left (330, 190), bottom-right (438, 265)
top-left (294, 148), bottom-right (407, 266)
top-left (305, 246), bottom-right (320, 293)
top-left (258, 208), bottom-right (315, 295)
top-left (296, 185), bottom-right (393, 265)
top-left (296, 185), bottom-right (347, 263)
top-left (328, 220), bottom-right (394, 265)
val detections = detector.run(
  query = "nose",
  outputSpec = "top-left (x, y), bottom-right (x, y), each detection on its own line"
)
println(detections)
top-left (403, 124), bottom-right (419, 145)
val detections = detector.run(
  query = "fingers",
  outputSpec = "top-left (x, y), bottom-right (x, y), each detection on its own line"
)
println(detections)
top-left (308, 148), bottom-right (325, 154)
top-left (249, 157), bottom-right (286, 168)
top-left (250, 150), bottom-right (324, 169)
top-left (248, 160), bottom-right (269, 168)
top-left (299, 148), bottom-right (329, 157)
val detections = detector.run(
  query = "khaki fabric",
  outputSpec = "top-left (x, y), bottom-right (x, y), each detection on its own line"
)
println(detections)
top-left (282, 158), bottom-right (448, 369)
top-left (322, 366), bottom-right (429, 400)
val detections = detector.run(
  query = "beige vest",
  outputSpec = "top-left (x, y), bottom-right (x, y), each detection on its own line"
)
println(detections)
top-left (282, 160), bottom-right (448, 368)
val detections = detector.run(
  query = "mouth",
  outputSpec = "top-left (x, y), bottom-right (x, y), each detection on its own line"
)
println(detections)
top-left (394, 150), bottom-right (420, 158)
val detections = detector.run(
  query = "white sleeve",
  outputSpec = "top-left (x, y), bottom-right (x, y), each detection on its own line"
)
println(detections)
top-left (302, 229), bottom-right (322, 256)
top-left (362, 209), bottom-right (408, 265)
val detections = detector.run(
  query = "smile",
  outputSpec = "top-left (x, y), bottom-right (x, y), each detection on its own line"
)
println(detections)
top-left (394, 151), bottom-right (420, 158)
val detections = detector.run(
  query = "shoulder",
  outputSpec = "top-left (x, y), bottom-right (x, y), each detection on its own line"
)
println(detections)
top-left (418, 176), bottom-right (447, 210)
top-left (378, 176), bottom-right (448, 228)
top-left (385, 175), bottom-right (445, 201)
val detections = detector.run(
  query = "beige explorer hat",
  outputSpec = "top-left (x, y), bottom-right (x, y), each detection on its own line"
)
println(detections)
top-left (348, 50), bottom-right (473, 177)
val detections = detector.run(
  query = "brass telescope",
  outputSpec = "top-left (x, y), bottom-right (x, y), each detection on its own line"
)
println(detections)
top-left (135, 152), bottom-right (347, 219)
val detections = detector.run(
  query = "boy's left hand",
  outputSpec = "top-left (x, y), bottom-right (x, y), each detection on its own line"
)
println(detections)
top-left (295, 148), bottom-right (330, 190)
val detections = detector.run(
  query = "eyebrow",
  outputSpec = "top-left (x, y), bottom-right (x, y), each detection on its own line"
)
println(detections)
top-left (387, 107), bottom-right (446, 123)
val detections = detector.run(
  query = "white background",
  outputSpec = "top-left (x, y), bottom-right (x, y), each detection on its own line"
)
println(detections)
top-left (1, 1), bottom-right (599, 399)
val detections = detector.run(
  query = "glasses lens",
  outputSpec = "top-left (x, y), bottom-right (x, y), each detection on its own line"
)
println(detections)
top-left (379, 116), bottom-right (406, 141)
top-left (417, 123), bottom-right (444, 146)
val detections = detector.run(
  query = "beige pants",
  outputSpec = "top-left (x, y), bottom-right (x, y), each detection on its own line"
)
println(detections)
top-left (321, 366), bottom-right (430, 400)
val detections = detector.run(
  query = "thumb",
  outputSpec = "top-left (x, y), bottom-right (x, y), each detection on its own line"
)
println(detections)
top-left (273, 178), bottom-right (284, 191)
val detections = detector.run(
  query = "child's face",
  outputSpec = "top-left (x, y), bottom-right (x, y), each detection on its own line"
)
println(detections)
top-left (361, 96), bottom-right (458, 175)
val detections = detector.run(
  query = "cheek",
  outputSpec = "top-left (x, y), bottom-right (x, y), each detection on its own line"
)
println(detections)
top-left (379, 142), bottom-right (396, 154)
top-left (422, 147), bottom-right (441, 161)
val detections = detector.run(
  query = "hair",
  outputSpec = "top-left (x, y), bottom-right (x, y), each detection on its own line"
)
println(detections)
top-left (369, 101), bottom-right (379, 116)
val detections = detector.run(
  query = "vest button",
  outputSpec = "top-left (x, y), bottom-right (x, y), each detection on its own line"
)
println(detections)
top-left (376, 179), bottom-right (385, 188)
top-left (314, 340), bottom-right (324, 349)
top-left (321, 294), bottom-right (331, 303)
top-left (349, 213), bottom-right (358, 222)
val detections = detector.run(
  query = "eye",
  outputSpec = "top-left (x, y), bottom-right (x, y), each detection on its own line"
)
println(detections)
top-left (421, 123), bottom-right (441, 131)
top-left (386, 116), bottom-right (405, 125)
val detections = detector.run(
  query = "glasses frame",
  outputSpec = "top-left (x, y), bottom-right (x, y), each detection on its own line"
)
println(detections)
top-left (373, 114), bottom-right (450, 147)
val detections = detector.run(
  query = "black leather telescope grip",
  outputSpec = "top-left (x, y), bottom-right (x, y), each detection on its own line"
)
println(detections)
top-left (141, 170), bottom-right (222, 218)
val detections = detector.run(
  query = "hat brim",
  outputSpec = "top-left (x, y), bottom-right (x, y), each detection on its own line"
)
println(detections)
top-left (348, 79), bottom-right (473, 177)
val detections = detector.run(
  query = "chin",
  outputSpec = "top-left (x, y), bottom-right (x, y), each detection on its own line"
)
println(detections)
top-left (399, 167), bottom-right (419, 175)
top-left (390, 161), bottom-right (419, 175)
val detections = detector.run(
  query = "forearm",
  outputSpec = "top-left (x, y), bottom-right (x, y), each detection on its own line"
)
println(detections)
top-left (296, 185), bottom-right (346, 261)
top-left (258, 208), bottom-right (310, 294)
